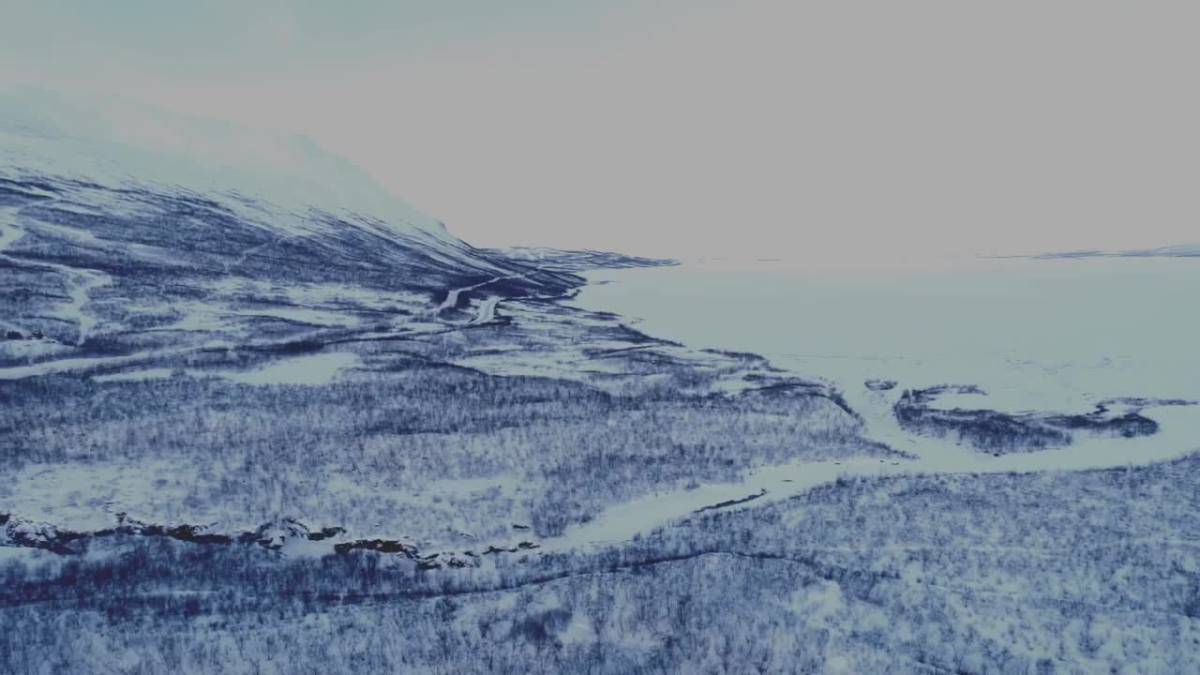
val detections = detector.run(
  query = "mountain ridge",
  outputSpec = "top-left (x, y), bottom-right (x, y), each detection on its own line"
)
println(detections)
top-left (1016, 242), bottom-right (1200, 259)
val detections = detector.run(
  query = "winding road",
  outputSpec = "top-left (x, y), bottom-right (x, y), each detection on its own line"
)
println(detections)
top-left (435, 272), bottom-right (570, 325)
top-left (433, 274), bottom-right (527, 316)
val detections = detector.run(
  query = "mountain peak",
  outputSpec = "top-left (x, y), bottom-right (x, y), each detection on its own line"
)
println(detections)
top-left (0, 84), bottom-right (445, 241)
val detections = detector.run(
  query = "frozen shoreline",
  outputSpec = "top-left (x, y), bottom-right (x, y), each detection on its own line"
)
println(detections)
top-left (552, 261), bottom-right (1200, 551)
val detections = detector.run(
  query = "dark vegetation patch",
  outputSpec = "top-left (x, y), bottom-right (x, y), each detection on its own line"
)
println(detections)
top-left (893, 385), bottom-right (1166, 454)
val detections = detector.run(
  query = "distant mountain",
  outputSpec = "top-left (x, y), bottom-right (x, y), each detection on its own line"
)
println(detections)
top-left (0, 85), bottom-right (581, 350)
top-left (1030, 243), bottom-right (1200, 259)
top-left (481, 245), bottom-right (678, 273)
top-left (0, 85), bottom-right (448, 242)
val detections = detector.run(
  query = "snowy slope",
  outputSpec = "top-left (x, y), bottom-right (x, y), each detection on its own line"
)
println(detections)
top-left (0, 86), bottom-right (437, 236)
top-left (0, 84), bottom-right (543, 280)
top-left (0, 85), bottom-right (585, 379)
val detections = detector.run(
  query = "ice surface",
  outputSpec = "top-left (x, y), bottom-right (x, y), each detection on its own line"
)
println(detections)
top-left (557, 258), bottom-right (1200, 548)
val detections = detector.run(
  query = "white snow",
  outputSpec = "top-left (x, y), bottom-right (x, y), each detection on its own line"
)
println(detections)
top-left (91, 367), bottom-right (176, 383)
top-left (235, 306), bottom-right (361, 327)
top-left (0, 338), bottom-right (73, 362)
top-left (0, 346), bottom-right (203, 380)
top-left (558, 613), bottom-right (598, 646)
top-left (0, 209), bottom-right (24, 251)
top-left (0, 206), bottom-right (112, 344)
top-left (0, 546), bottom-right (47, 563)
top-left (433, 274), bottom-right (525, 316)
top-left (0, 85), bottom-right (448, 242)
top-left (222, 352), bottom-right (361, 386)
top-left (1, 461), bottom-right (201, 532)
top-left (159, 302), bottom-right (363, 333)
top-left (472, 296), bottom-right (503, 324)
top-left (0, 84), bottom-right (531, 289)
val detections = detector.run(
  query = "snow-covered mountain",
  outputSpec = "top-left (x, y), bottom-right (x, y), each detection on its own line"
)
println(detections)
top-left (0, 85), bottom-right (444, 238)
top-left (0, 85), bottom-right (581, 353)
top-left (481, 245), bottom-right (678, 272)
top-left (0, 85), bottom-right (575, 282)
top-left (1031, 242), bottom-right (1200, 259)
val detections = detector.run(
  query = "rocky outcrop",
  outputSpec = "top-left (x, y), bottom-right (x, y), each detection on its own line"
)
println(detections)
top-left (1, 513), bottom-right (393, 557)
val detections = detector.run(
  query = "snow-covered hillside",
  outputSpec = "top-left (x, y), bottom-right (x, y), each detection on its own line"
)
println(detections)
top-left (0, 86), bottom-right (593, 357)
top-left (0, 86), bottom-right (441, 238)
top-left (0, 85), bottom-right (558, 282)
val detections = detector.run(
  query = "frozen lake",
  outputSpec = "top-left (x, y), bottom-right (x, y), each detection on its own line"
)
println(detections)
top-left (574, 257), bottom-right (1199, 409)
top-left (573, 255), bottom-right (1200, 466)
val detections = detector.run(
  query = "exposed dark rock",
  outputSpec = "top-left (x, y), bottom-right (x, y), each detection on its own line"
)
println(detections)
top-left (333, 539), bottom-right (418, 557)
top-left (307, 526), bottom-right (346, 541)
top-left (693, 489), bottom-right (768, 514)
top-left (244, 519), bottom-right (319, 549)
top-left (3, 514), bottom-right (359, 557)
top-left (163, 524), bottom-right (233, 545)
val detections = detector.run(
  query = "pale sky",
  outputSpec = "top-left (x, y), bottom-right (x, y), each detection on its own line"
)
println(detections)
top-left (2, 1), bottom-right (1197, 261)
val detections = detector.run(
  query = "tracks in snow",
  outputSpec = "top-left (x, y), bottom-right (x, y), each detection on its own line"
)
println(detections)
top-left (432, 273), bottom-right (535, 324)
top-left (0, 206), bottom-right (112, 345)
top-left (433, 272), bottom-right (583, 326)
top-left (434, 275), bottom-right (521, 315)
